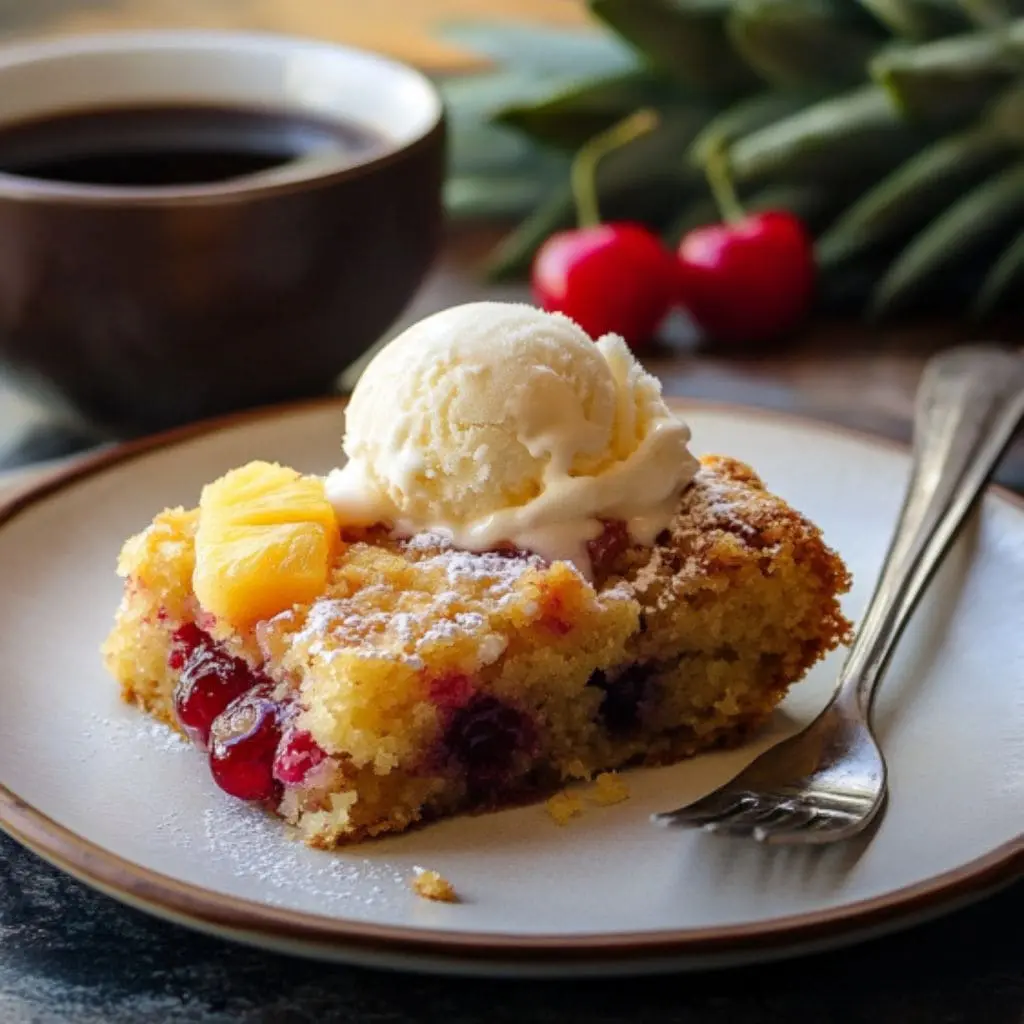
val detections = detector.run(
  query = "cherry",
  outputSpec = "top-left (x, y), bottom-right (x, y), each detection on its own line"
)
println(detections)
top-left (588, 664), bottom-right (654, 734)
top-left (586, 519), bottom-right (632, 579)
top-left (171, 630), bottom-right (260, 748)
top-left (444, 695), bottom-right (535, 788)
top-left (209, 686), bottom-right (283, 802)
top-left (530, 110), bottom-right (676, 349)
top-left (168, 622), bottom-right (206, 671)
top-left (273, 728), bottom-right (327, 787)
top-left (533, 223), bottom-right (678, 346)
top-left (676, 149), bottom-right (814, 346)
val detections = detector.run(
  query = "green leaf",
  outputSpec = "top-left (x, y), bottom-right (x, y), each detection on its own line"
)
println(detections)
top-left (487, 108), bottom-right (713, 278)
top-left (744, 181), bottom-right (854, 231)
top-left (816, 123), bottom-right (1014, 267)
top-left (816, 260), bottom-right (890, 313)
top-left (956, 0), bottom-right (1024, 28)
top-left (436, 20), bottom-right (638, 78)
top-left (663, 181), bottom-right (845, 245)
top-left (871, 28), bottom-right (1024, 121)
top-left (868, 160), bottom-right (1024, 317)
top-left (494, 70), bottom-right (689, 151)
top-left (445, 168), bottom-right (570, 220)
top-left (588, 0), bottom-right (762, 96)
top-left (484, 187), bottom-right (576, 280)
top-left (727, 0), bottom-right (887, 89)
top-left (688, 90), bottom-right (816, 166)
top-left (856, 0), bottom-right (969, 40)
top-left (728, 84), bottom-right (930, 184)
top-left (973, 229), bottom-right (1024, 313)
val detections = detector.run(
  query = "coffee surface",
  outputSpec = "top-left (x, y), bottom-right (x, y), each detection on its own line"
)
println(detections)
top-left (0, 104), bottom-right (381, 187)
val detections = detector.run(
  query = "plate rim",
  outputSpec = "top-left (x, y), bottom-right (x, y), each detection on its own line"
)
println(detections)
top-left (0, 394), bottom-right (1021, 968)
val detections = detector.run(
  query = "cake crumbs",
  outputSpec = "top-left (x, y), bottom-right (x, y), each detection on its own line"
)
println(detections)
top-left (410, 867), bottom-right (459, 903)
top-left (545, 790), bottom-right (584, 825)
top-left (591, 772), bottom-right (630, 806)
top-left (546, 774), bottom-right (628, 826)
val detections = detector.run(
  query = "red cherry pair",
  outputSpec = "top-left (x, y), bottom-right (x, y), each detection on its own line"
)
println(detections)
top-left (530, 114), bottom-right (815, 349)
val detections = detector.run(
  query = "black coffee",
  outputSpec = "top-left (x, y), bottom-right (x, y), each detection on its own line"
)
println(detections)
top-left (0, 104), bottom-right (382, 187)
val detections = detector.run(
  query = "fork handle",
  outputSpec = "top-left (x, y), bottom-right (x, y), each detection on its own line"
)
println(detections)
top-left (837, 345), bottom-right (1024, 717)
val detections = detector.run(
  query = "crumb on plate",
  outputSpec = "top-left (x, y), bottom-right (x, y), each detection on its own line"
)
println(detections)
top-left (411, 867), bottom-right (458, 903)
top-left (546, 790), bottom-right (584, 825)
top-left (591, 772), bottom-right (630, 806)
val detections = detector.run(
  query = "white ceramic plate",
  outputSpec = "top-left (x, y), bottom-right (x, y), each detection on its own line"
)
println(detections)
top-left (0, 399), bottom-right (1020, 977)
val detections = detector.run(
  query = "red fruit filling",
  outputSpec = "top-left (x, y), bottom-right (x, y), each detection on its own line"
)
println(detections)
top-left (429, 673), bottom-right (476, 709)
top-left (538, 591), bottom-right (573, 635)
top-left (587, 519), bottom-right (631, 578)
top-left (588, 664), bottom-right (654, 734)
top-left (444, 695), bottom-right (535, 792)
top-left (168, 622), bottom-right (206, 671)
top-left (209, 685), bottom-right (283, 802)
top-left (171, 628), bottom-right (264, 747)
top-left (273, 729), bottom-right (327, 787)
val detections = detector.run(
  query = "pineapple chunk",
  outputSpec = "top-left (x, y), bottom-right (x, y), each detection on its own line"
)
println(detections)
top-left (193, 461), bottom-right (339, 628)
top-left (198, 461), bottom-right (337, 534)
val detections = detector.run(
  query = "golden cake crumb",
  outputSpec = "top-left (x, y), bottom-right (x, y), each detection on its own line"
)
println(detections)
top-left (411, 868), bottom-right (458, 903)
top-left (546, 791), bottom-right (584, 825)
top-left (591, 772), bottom-right (629, 805)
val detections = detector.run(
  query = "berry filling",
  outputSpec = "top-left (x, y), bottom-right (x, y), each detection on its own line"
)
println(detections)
top-left (429, 673), bottom-right (476, 709)
top-left (587, 519), bottom-right (631, 579)
top-left (588, 664), bottom-right (654, 734)
top-left (444, 694), bottom-right (535, 793)
top-left (209, 685), bottom-right (283, 802)
top-left (538, 591), bottom-right (573, 635)
top-left (168, 622), bottom-right (206, 671)
top-left (273, 729), bottom-right (327, 787)
top-left (171, 626), bottom-right (265, 747)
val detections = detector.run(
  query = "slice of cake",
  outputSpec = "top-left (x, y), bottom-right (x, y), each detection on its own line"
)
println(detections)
top-left (102, 302), bottom-right (851, 847)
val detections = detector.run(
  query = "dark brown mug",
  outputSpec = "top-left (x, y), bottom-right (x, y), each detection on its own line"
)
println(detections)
top-left (0, 30), bottom-right (446, 439)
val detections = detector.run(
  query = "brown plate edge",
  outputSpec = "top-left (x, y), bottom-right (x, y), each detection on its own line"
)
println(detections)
top-left (0, 393), bottom-right (1021, 969)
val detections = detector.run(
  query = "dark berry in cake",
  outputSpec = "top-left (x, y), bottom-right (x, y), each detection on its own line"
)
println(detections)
top-left (444, 695), bottom-right (535, 789)
top-left (209, 685), bottom-right (283, 801)
top-left (588, 664), bottom-right (654, 734)
top-left (172, 631), bottom-right (263, 747)
top-left (273, 728), bottom-right (327, 787)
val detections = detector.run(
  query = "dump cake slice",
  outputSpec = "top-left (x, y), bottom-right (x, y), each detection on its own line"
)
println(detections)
top-left (102, 302), bottom-right (851, 846)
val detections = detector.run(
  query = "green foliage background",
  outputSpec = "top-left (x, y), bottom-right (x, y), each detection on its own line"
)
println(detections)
top-left (437, 5), bottom-right (1024, 321)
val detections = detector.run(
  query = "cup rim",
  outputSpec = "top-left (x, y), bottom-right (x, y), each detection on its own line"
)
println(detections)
top-left (0, 28), bottom-right (446, 206)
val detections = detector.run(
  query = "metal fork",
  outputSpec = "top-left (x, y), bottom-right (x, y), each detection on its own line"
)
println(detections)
top-left (653, 344), bottom-right (1024, 845)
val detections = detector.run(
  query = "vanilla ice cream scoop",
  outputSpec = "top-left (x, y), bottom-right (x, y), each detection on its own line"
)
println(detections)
top-left (326, 302), bottom-right (698, 575)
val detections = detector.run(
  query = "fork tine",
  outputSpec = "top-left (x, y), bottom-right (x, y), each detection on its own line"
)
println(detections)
top-left (759, 810), bottom-right (866, 846)
top-left (702, 798), bottom-right (785, 832)
top-left (651, 790), bottom-right (750, 827)
top-left (705, 802), bottom-right (806, 838)
top-left (752, 807), bottom-right (817, 842)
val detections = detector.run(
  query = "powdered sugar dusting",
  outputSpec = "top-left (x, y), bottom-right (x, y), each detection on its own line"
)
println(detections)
top-left (403, 529), bottom-right (455, 552)
top-left (278, 544), bottom-right (549, 671)
top-left (197, 803), bottom-right (407, 910)
top-left (79, 711), bottom-right (189, 758)
top-left (418, 548), bottom-right (543, 592)
top-left (689, 466), bottom-right (749, 525)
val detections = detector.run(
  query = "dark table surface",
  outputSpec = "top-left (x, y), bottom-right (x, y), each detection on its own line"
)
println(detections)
top-left (0, 831), bottom-right (1021, 1023)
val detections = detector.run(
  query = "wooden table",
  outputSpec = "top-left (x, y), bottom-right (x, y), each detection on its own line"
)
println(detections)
top-left (0, 4), bottom-right (1020, 1023)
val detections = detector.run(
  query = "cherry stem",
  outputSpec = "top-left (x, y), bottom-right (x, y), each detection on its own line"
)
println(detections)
top-left (705, 143), bottom-right (745, 224)
top-left (571, 108), bottom-right (659, 228)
